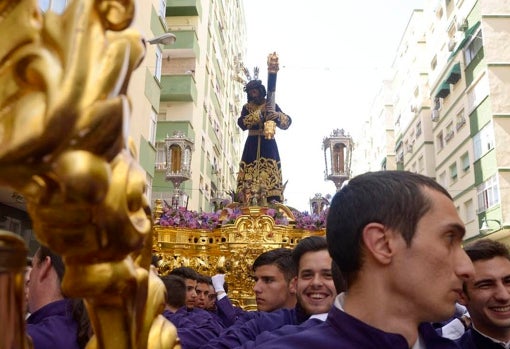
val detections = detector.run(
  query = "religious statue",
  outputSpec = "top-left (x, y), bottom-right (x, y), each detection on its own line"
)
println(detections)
top-left (236, 53), bottom-right (292, 205)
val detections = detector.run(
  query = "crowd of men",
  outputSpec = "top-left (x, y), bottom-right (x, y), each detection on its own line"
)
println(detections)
top-left (24, 171), bottom-right (510, 348)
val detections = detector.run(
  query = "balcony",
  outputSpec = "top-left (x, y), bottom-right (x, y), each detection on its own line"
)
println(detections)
top-left (166, 0), bottom-right (201, 16)
top-left (160, 75), bottom-right (197, 102)
top-left (164, 29), bottom-right (199, 58)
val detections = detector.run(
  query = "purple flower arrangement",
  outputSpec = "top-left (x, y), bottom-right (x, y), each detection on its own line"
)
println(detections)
top-left (155, 206), bottom-right (327, 231)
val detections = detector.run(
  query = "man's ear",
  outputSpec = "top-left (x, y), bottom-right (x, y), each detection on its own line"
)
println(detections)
top-left (289, 276), bottom-right (297, 295)
top-left (37, 256), bottom-right (53, 282)
top-left (362, 222), bottom-right (395, 265)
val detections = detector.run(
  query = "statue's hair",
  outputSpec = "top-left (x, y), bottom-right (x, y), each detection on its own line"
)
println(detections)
top-left (244, 80), bottom-right (266, 101)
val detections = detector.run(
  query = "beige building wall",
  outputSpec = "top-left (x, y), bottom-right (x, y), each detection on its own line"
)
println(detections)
top-left (126, 0), bottom-right (168, 206)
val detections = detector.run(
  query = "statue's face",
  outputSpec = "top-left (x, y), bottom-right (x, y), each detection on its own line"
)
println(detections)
top-left (248, 88), bottom-right (260, 99)
top-left (0, 0), bottom-right (46, 162)
top-left (247, 88), bottom-right (264, 104)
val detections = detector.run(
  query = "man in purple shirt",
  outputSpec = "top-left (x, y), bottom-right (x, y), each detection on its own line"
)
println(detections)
top-left (456, 239), bottom-right (510, 348)
top-left (212, 248), bottom-right (297, 327)
top-left (161, 273), bottom-right (222, 349)
top-left (26, 246), bottom-right (91, 349)
top-left (201, 236), bottom-right (340, 349)
top-left (256, 171), bottom-right (474, 348)
top-left (165, 268), bottom-right (224, 348)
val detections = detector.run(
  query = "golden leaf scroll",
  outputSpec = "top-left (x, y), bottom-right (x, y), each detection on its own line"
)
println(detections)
top-left (0, 0), bottom-right (179, 348)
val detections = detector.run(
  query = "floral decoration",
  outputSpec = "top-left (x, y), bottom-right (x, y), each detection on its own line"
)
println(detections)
top-left (155, 205), bottom-right (327, 231)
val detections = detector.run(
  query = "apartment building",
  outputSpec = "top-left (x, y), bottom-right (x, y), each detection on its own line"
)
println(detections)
top-left (361, 0), bottom-right (510, 242)
top-left (152, 0), bottom-right (246, 212)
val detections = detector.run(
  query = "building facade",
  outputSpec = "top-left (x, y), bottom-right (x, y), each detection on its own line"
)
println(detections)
top-left (361, 0), bottom-right (510, 241)
top-left (152, 0), bottom-right (246, 212)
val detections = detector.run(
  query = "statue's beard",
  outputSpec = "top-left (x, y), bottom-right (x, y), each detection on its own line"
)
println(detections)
top-left (252, 96), bottom-right (265, 105)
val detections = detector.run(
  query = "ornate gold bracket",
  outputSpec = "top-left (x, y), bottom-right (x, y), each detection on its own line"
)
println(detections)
top-left (0, 1), bottom-right (179, 348)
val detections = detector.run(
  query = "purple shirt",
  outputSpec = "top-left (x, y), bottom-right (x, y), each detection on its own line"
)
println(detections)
top-left (456, 328), bottom-right (504, 349)
top-left (215, 296), bottom-right (247, 327)
top-left (253, 306), bottom-right (460, 349)
top-left (26, 299), bottom-right (79, 349)
top-left (236, 317), bottom-right (324, 349)
top-left (163, 307), bottom-right (222, 349)
top-left (200, 306), bottom-right (308, 349)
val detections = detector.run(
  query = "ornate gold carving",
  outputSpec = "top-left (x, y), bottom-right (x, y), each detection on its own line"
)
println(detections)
top-left (154, 206), bottom-right (325, 309)
top-left (264, 120), bottom-right (276, 139)
top-left (0, 230), bottom-right (31, 348)
top-left (0, 1), bottom-right (179, 348)
top-left (267, 52), bottom-right (279, 74)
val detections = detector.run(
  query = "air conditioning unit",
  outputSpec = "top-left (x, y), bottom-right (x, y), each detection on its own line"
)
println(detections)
top-left (456, 17), bottom-right (468, 31)
top-left (448, 39), bottom-right (456, 52)
top-left (431, 110), bottom-right (440, 122)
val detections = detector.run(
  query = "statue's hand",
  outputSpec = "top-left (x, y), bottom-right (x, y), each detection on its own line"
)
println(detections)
top-left (264, 112), bottom-right (278, 121)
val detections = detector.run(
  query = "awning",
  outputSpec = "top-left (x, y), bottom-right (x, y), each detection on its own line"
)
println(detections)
top-left (435, 81), bottom-right (451, 99)
top-left (446, 62), bottom-right (461, 84)
top-left (395, 139), bottom-right (403, 151)
top-left (449, 21), bottom-right (481, 59)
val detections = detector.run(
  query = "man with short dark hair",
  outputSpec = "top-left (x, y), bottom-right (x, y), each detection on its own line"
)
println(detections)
top-left (195, 275), bottom-right (212, 310)
top-left (169, 267), bottom-right (199, 310)
top-left (202, 237), bottom-right (340, 349)
top-left (212, 247), bottom-right (297, 327)
top-left (257, 171), bottom-right (474, 348)
top-left (456, 238), bottom-right (510, 348)
top-left (26, 246), bottom-right (91, 349)
top-left (252, 248), bottom-right (296, 312)
top-left (168, 267), bottom-right (224, 340)
top-left (161, 274), bottom-right (222, 349)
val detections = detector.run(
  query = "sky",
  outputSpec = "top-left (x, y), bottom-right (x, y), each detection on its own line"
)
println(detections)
top-left (242, 0), bottom-right (425, 211)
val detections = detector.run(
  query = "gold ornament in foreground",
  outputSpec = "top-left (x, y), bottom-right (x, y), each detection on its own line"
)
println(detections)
top-left (0, 0), bottom-right (179, 348)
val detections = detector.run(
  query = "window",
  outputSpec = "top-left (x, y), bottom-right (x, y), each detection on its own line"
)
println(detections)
top-left (155, 142), bottom-right (166, 170)
top-left (456, 109), bottom-right (466, 130)
top-left (436, 131), bottom-right (445, 151)
top-left (155, 48), bottom-right (162, 82)
top-left (145, 174), bottom-right (153, 206)
top-left (149, 109), bottom-right (157, 145)
top-left (431, 55), bottom-right (438, 70)
top-left (464, 29), bottom-right (483, 66)
top-left (159, 0), bottom-right (167, 19)
top-left (464, 199), bottom-right (474, 222)
top-left (445, 122), bottom-right (454, 142)
top-left (477, 176), bottom-right (499, 213)
top-left (416, 121), bottom-right (422, 137)
top-left (461, 152), bottom-right (470, 172)
top-left (473, 123), bottom-right (495, 160)
top-left (434, 97), bottom-right (442, 111)
top-left (449, 162), bottom-right (458, 183)
top-left (418, 156), bottom-right (424, 172)
top-left (438, 171), bottom-right (447, 188)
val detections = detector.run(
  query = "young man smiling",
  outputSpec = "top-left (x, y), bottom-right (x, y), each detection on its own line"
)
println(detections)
top-left (202, 237), bottom-right (341, 349)
top-left (457, 239), bottom-right (510, 348)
